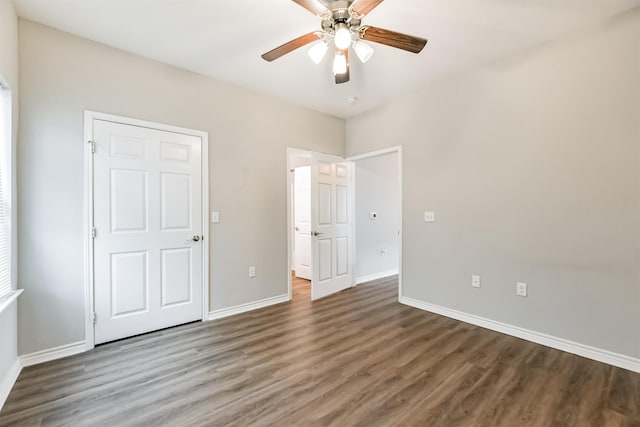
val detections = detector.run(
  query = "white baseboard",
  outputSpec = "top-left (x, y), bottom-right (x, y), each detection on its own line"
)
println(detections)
top-left (399, 296), bottom-right (640, 374)
top-left (0, 359), bottom-right (21, 410)
top-left (209, 294), bottom-right (290, 321)
top-left (19, 341), bottom-right (86, 368)
top-left (355, 269), bottom-right (399, 285)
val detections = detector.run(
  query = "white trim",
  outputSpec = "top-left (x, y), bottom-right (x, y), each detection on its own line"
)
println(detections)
top-left (0, 83), bottom-right (16, 313)
top-left (18, 341), bottom-right (86, 368)
top-left (83, 111), bottom-right (210, 350)
top-left (0, 289), bottom-right (21, 315)
top-left (200, 124), bottom-right (210, 323)
top-left (0, 359), bottom-right (21, 410)
top-left (346, 146), bottom-right (402, 162)
top-left (349, 158), bottom-right (357, 288)
top-left (83, 112), bottom-right (95, 350)
top-left (348, 146), bottom-right (403, 300)
top-left (355, 269), bottom-right (399, 285)
top-left (400, 296), bottom-right (640, 374)
top-left (208, 294), bottom-right (289, 321)
top-left (398, 148), bottom-right (403, 300)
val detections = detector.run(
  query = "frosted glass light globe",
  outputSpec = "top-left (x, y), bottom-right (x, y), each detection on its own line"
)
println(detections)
top-left (332, 52), bottom-right (347, 75)
top-left (334, 24), bottom-right (351, 50)
top-left (308, 41), bottom-right (328, 64)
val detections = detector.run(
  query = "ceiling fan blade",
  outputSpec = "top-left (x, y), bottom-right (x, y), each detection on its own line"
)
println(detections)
top-left (360, 26), bottom-right (427, 54)
top-left (261, 32), bottom-right (321, 62)
top-left (335, 48), bottom-right (350, 84)
top-left (291, 0), bottom-right (328, 16)
top-left (351, 0), bottom-right (384, 16)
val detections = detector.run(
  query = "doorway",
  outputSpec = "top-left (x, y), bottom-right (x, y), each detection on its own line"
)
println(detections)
top-left (349, 146), bottom-right (403, 298)
top-left (289, 151), bottom-right (312, 298)
top-left (84, 112), bottom-right (209, 348)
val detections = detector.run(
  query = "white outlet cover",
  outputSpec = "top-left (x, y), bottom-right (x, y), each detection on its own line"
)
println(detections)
top-left (472, 275), bottom-right (481, 288)
top-left (211, 211), bottom-right (220, 223)
top-left (424, 211), bottom-right (435, 222)
top-left (249, 266), bottom-right (256, 278)
top-left (517, 282), bottom-right (527, 297)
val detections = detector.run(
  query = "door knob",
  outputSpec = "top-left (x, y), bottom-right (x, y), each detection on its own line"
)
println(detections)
top-left (294, 226), bottom-right (300, 231)
top-left (192, 235), bottom-right (201, 242)
top-left (311, 230), bottom-right (324, 236)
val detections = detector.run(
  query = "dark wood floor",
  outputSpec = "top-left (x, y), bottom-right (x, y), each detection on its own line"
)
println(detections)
top-left (2, 275), bottom-right (639, 426)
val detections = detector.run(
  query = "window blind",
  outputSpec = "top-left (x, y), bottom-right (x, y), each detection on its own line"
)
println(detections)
top-left (0, 86), bottom-right (11, 299)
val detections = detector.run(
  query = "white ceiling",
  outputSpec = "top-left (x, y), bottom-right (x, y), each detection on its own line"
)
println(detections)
top-left (13, 0), bottom-right (640, 118)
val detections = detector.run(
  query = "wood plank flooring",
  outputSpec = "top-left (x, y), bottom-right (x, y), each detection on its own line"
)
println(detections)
top-left (2, 275), bottom-right (639, 426)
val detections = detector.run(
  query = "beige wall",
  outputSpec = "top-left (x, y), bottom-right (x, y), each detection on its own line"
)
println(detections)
top-left (17, 19), bottom-right (344, 354)
top-left (0, 0), bottom-right (19, 397)
top-left (347, 10), bottom-right (640, 358)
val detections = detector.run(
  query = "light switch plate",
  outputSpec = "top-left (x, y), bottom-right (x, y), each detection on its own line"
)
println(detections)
top-left (211, 211), bottom-right (220, 223)
top-left (424, 211), bottom-right (435, 222)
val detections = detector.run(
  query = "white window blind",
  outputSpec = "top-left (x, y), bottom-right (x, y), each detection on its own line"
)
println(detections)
top-left (0, 84), bottom-right (11, 299)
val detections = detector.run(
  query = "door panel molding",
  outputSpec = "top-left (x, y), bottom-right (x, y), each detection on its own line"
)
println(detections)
top-left (310, 152), bottom-right (354, 300)
top-left (84, 111), bottom-right (209, 350)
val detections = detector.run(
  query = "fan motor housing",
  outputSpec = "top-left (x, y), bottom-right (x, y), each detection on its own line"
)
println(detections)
top-left (328, 1), bottom-right (351, 14)
top-left (323, 1), bottom-right (362, 35)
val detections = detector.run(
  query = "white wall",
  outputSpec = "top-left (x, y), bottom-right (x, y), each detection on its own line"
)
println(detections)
top-left (355, 152), bottom-right (400, 281)
top-left (346, 10), bottom-right (640, 358)
top-left (0, 0), bottom-right (19, 404)
top-left (17, 20), bottom-right (344, 354)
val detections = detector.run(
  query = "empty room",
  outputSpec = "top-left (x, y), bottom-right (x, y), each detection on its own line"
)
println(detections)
top-left (0, 0), bottom-right (639, 425)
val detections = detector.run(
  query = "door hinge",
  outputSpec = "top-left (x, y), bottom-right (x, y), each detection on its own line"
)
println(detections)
top-left (88, 140), bottom-right (96, 154)
top-left (91, 227), bottom-right (96, 239)
top-left (92, 312), bottom-right (97, 324)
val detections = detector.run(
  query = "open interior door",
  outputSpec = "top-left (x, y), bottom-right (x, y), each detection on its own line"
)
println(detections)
top-left (310, 152), bottom-right (354, 300)
top-left (294, 166), bottom-right (312, 280)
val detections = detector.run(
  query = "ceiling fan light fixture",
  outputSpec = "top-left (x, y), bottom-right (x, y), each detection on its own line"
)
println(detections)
top-left (308, 40), bottom-right (328, 64)
top-left (334, 23), bottom-right (351, 50)
top-left (332, 51), bottom-right (347, 75)
top-left (353, 40), bottom-right (374, 63)
top-left (260, 0), bottom-right (427, 84)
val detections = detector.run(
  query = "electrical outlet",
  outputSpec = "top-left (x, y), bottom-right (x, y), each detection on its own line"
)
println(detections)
top-left (471, 275), bottom-right (481, 288)
top-left (424, 211), bottom-right (435, 222)
top-left (249, 266), bottom-right (256, 278)
top-left (516, 282), bottom-right (527, 297)
top-left (211, 211), bottom-right (220, 223)
top-left (381, 247), bottom-right (387, 255)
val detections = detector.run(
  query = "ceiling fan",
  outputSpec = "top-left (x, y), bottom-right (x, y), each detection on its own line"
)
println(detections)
top-left (261, 0), bottom-right (427, 84)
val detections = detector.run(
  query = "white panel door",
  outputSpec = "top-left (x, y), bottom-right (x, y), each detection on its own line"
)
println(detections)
top-left (93, 120), bottom-right (203, 344)
top-left (311, 153), bottom-right (353, 300)
top-left (294, 166), bottom-right (312, 280)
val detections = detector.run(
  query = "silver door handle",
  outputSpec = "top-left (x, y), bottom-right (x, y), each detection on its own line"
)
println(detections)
top-left (192, 235), bottom-right (201, 242)
top-left (311, 231), bottom-right (324, 236)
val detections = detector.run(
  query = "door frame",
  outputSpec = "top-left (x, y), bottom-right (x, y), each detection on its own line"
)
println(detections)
top-left (83, 111), bottom-right (210, 351)
top-left (347, 146), bottom-right (403, 300)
